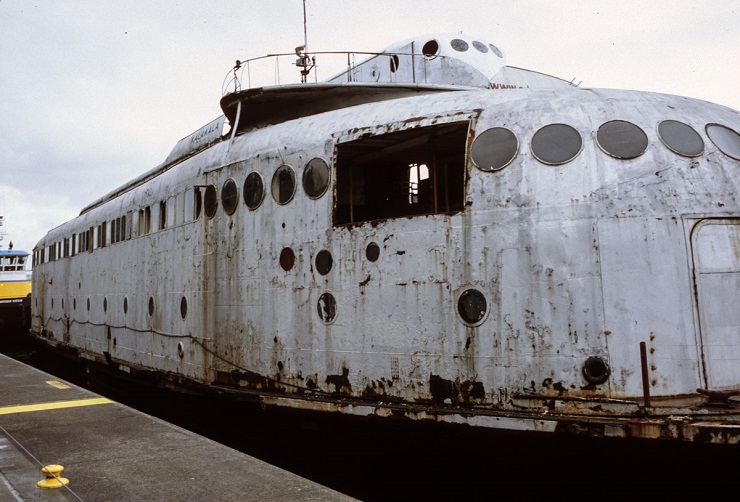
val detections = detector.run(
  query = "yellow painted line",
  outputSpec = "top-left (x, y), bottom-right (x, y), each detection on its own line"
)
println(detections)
top-left (46, 380), bottom-right (71, 389)
top-left (0, 397), bottom-right (113, 415)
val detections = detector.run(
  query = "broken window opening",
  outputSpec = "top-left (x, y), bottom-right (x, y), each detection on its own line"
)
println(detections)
top-left (334, 121), bottom-right (468, 226)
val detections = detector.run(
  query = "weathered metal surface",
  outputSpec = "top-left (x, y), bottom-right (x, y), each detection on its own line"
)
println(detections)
top-left (29, 33), bottom-right (740, 444)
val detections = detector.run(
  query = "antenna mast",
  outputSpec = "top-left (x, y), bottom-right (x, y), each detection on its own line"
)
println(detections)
top-left (296, 0), bottom-right (315, 83)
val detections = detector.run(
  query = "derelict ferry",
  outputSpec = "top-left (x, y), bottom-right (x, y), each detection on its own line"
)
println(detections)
top-left (30, 32), bottom-right (739, 444)
top-left (0, 216), bottom-right (32, 331)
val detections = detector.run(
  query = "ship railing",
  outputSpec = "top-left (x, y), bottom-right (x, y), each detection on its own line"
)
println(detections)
top-left (221, 50), bottom-right (451, 95)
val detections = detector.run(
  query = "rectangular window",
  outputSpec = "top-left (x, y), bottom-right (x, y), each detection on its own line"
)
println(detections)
top-left (334, 121), bottom-right (468, 226)
top-left (159, 200), bottom-right (167, 230)
top-left (144, 206), bottom-right (151, 234)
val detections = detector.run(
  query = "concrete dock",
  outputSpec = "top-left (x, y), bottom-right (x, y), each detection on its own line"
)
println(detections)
top-left (0, 353), bottom-right (357, 501)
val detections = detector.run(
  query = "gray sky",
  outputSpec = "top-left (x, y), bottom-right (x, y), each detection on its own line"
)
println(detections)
top-left (1, 0), bottom-right (738, 256)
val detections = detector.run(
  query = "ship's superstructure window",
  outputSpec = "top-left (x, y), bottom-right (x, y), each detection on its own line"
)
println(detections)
top-left (451, 39), bottom-right (469, 52)
top-left (658, 120), bottom-right (703, 157)
top-left (204, 185), bottom-right (218, 218)
top-left (279, 247), bottom-right (295, 271)
top-left (335, 121), bottom-right (468, 225)
top-left (422, 40), bottom-right (439, 58)
top-left (315, 250), bottom-right (333, 276)
top-left (471, 127), bottom-right (518, 171)
top-left (303, 158), bottom-right (331, 199)
top-left (489, 44), bottom-right (503, 58)
top-left (706, 123), bottom-right (740, 160)
top-left (596, 120), bottom-right (648, 159)
top-left (472, 41), bottom-right (488, 53)
top-left (194, 187), bottom-right (203, 220)
top-left (159, 200), bottom-right (167, 230)
top-left (531, 123), bottom-right (583, 165)
top-left (221, 178), bottom-right (239, 215)
top-left (272, 165), bottom-right (296, 205)
top-left (244, 172), bottom-right (265, 210)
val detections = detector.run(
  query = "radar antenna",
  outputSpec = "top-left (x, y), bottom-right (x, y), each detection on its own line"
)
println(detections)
top-left (296, 0), bottom-right (315, 83)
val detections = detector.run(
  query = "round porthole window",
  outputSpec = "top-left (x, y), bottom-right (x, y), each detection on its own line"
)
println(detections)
top-left (243, 172), bottom-right (265, 210)
top-left (317, 292), bottom-right (337, 324)
top-left (204, 185), bottom-right (218, 218)
top-left (706, 123), bottom-right (740, 160)
top-left (457, 288), bottom-right (488, 325)
top-left (221, 178), bottom-right (239, 215)
top-left (366, 242), bottom-right (380, 262)
top-left (422, 40), bottom-right (439, 58)
top-left (272, 165), bottom-right (296, 205)
top-left (279, 247), bottom-right (295, 271)
top-left (489, 44), bottom-right (503, 58)
top-left (658, 120), bottom-right (703, 157)
top-left (302, 158), bottom-right (331, 199)
top-left (148, 297), bottom-right (154, 317)
top-left (123, 297), bottom-right (128, 314)
top-left (103, 297), bottom-right (107, 313)
top-left (531, 123), bottom-right (583, 165)
top-left (472, 40), bottom-right (488, 53)
top-left (180, 296), bottom-right (188, 319)
top-left (582, 356), bottom-right (610, 385)
top-left (315, 250), bottom-right (333, 276)
top-left (450, 39), bottom-right (469, 52)
top-left (471, 127), bottom-right (519, 172)
top-left (596, 120), bottom-right (648, 159)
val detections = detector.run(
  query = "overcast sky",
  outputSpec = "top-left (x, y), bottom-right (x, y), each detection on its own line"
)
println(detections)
top-left (1, 0), bottom-right (738, 256)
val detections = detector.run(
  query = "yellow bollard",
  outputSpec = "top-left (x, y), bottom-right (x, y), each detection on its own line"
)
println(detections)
top-left (37, 464), bottom-right (69, 489)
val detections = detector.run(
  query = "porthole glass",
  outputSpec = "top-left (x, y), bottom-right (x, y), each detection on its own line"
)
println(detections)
top-left (123, 297), bottom-right (128, 314)
top-left (366, 242), bottom-right (380, 262)
top-left (457, 288), bottom-right (487, 325)
top-left (422, 40), bottom-right (439, 58)
top-left (73, 298), bottom-right (76, 310)
top-left (180, 296), bottom-right (187, 319)
top-left (471, 127), bottom-right (518, 171)
top-left (315, 249), bottom-right (333, 276)
top-left (582, 356), bottom-right (610, 385)
top-left (51, 298), bottom-right (54, 309)
top-left (148, 297), bottom-right (154, 316)
top-left (302, 157), bottom-right (331, 199)
top-left (658, 120), bottom-right (703, 157)
top-left (271, 165), bottom-right (296, 205)
top-left (596, 120), bottom-right (648, 159)
top-left (489, 44), bottom-right (503, 58)
top-left (103, 297), bottom-right (107, 313)
top-left (204, 185), bottom-right (218, 218)
top-left (61, 298), bottom-right (64, 309)
top-left (221, 178), bottom-right (238, 215)
top-left (389, 54), bottom-right (399, 73)
top-left (472, 41), bottom-right (488, 53)
top-left (706, 123), bottom-right (740, 160)
top-left (279, 247), bottom-right (295, 271)
top-left (317, 292), bottom-right (337, 324)
top-left (450, 39), bottom-right (469, 52)
top-left (87, 298), bottom-right (90, 311)
top-left (243, 172), bottom-right (265, 210)
top-left (531, 123), bottom-right (582, 165)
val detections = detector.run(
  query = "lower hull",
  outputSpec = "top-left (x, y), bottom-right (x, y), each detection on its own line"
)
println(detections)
top-left (26, 329), bottom-right (740, 445)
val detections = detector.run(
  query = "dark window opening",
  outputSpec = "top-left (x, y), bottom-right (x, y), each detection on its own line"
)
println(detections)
top-left (159, 200), bottom-right (167, 230)
top-left (194, 187), bottom-right (203, 219)
top-left (335, 121), bottom-right (468, 226)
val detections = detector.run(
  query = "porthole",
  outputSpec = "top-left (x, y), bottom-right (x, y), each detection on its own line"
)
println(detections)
top-left (204, 185), bottom-right (218, 218)
top-left (180, 296), bottom-right (187, 319)
top-left (148, 297), bottom-right (154, 316)
top-left (177, 342), bottom-right (184, 359)
top-left (279, 247), bottom-right (295, 271)
top-left (389, 54), bottom-right (399, 73)
top-left (315, 249), bottom-right (333, 276)
top-left (471, 127), bottom-right (519, 171)
top-left (450, 38), bottom-right (469, 52)
top-left (221, 178), bottom-right (239, 215)
top-left (194, 187), bottom-right (203, 219)
top-left (366, 242), bottom-right (380, 262)
top-left (489, 44), bottom-right (503, 58)
top-left (531, 123), bottom-right (583, 165)
top-left (87, 298), bottom-right (90, 311)
top-left (582, 356), bottom-right (610, 385)
top-left (61, 298), bottom-right (64, 309)
top-left (706, 123), bottom-right (740, 160)
top-left (302, 157), bottom-right (331, 199)
top-left (73, 298), bottom-right (76, 310)
top-left (658, 120), bottom-right (703, 157)
top-left (472, 40), bottom-right (488, 53)
top-left (51, 298), bottom-right (54, 309)
top-left (243, 172), bottom-right (265, 210)
top-left (422, 39), bottom-right (439, 58)
top-left (123, 297), bottom-right (128, 314)
top-left (596, 120), bottom-right (648, 159)
top-left (103, 297), bottom-right (107, 313)
top-left (457, 288), bottom-right (488, 325)
top-left (317, 292), bottom-right (337, 324)
top-left (271, 165), bottom-right (296, 205)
